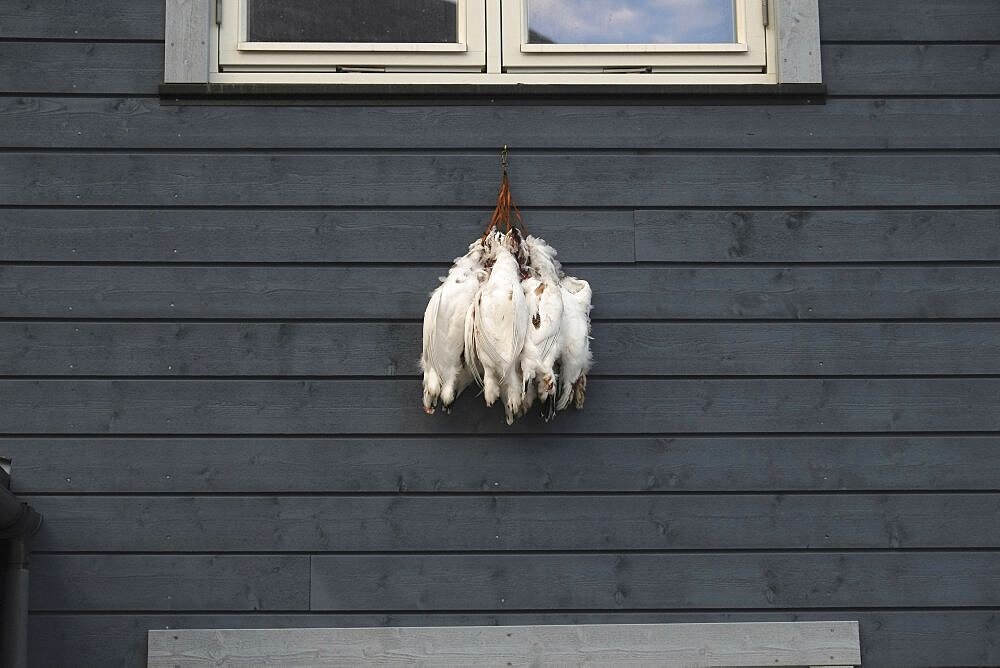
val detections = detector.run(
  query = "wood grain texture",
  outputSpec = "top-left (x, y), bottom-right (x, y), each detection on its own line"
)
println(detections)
top-left (0, 0), bottom-right (1000, 668)
top-left (0, 42), bottom-right (163, 95)
top-left (27, 494), bottom-right (1000, 552)
top-left (820, 0), bottom-right (1000, 41)
top-left (9, 98), bottom-right (1000, 150)
top-left (0, 209), bottom-right (634, 262)
top-left (5, 265), bottom-right (1000, 320)
top-left (0, 0), bottom-right (165, 39)
top-left (6, 0), bottom-right (1000, 663)
top-left (146, 622), bottom-right (860, 667)
top-left (6, 436), bottom-right (1000, 494)
top-left (309, 552), bottom-right (1000, 610)
top-left (824, 44), bottom-right (1000, 96)
top-left (5, 322), bottom-right (1000, 376)
top-left (1, 378), bottom-right (998, 434)
top-left (4, 0), bottom-right (998, 41)
top-left (635, 209), bottom-right (1000, 262)
top-left (777, 0), bottom-right (822, 84)
top-left (4, 152), bottom-right (1000, 206)
top-left (30, 611), bottom-right (1000, 668)
top-left (30, 555), bottom-right (310, 611)
top-left (2, 43), bottom-right (997, 95)
top-left (29, 552), bottom-right (1000, 611)
top-left (163, 0), bottom-right (211, 84)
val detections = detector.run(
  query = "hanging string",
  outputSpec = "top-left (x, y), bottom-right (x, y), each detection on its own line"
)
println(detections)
top-left (482, 145), bottom-right (527, 240)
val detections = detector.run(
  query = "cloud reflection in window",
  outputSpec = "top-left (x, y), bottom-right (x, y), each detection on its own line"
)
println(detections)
top-left (526, 0), bottom-right (736, 44)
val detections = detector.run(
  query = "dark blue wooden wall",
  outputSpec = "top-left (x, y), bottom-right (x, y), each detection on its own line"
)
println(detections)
top-left (2, 1), bottom-right (1000, 665)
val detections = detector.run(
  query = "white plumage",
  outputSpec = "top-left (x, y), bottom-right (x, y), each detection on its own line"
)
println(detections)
top-left (519, 235), bottom-right (564, 420)
top-left (420, 211), bottom-right (595, 423)
top-left (420, 240), bottom-right (486, 414)
top-left (466, 231), bottom-right (530, 425)
top-left (555, 274), bottom-right (594, 411)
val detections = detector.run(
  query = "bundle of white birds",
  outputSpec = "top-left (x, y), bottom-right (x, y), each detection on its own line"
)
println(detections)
top-left (421, 227), bottom-right (594, 424)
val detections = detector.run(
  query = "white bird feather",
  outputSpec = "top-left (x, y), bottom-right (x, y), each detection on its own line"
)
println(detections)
top-left (469, 232), bottom-right (529, 424)
top-left (420, 240), bottom-right (486, 414)
top-left (555, 274), bottom-right (594, 411)
top-left (463, 233), bottom-right (502, 391)
top-left (519, 236), bottom-right (564, 419)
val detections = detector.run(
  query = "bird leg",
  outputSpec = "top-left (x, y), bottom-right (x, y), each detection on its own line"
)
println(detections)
top-left (538, 370), bottom-right (556, 401)
top-left (482, 369), bottom-right (501, 406)
top-left (422, 382), bottom-right (438, 415)
top-left (517, 381), bottom-right (538, 420)
top-left (502, 366), bottom-right (525, 425)
top-left (572, 374), bottom-right (588, 409)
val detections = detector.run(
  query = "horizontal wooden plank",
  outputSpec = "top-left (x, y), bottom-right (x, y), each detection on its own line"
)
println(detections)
top-left (5, 0), bottom-right (997, 42)
top-left (147, 622), bottom-right (860, 668)
top-left (5, 322), bottom-right (1000, 376)
top-left (30, 611), bottom-right (1000, 668)
top-left (0, 209), bottom-right (633, 262)
top-left (5, 265), bottom-right (1000, 319)
top-left (310, 552), bottom-right (1000, 610)
top-left (26, 494), bottom-right (1000, 552)
top-left (825, 44), bottom-right (1000, 96)
top-left (2, 378), bottom-right (998, 434)
top-left (821, 0), bottom-right (1000, 41)
top-left (31, 553), bottom-right (1000, 611)
top-left (5, 98), bottom-right (1000, 150)
top-left (4, 152), bottom-right (999, 207)
top-left (30, 555), bottom-right (309, 611)
top-left (0, 0), bottom-right (164, 39)
top-left (0, 42), bottom-right (163, 95)
top-left (3, 43), bottom-right (997, 95)
top-left (5, 436), bottom-right (1000, 494)
top-left (635, 210), bottom-right (1000, 262)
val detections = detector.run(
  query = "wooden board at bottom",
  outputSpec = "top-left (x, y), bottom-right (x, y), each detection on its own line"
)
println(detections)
top-left (147, 621), bottom-right (861, 667)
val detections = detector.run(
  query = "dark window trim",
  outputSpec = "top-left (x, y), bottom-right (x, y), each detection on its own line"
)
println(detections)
top-left (159, 82), bottom-right (827, 105)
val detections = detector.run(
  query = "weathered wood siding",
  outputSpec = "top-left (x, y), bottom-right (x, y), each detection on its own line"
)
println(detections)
top-left (1, 0), bottom-right (999, 665)
top-left (147, 622), bottom-right (863, 666)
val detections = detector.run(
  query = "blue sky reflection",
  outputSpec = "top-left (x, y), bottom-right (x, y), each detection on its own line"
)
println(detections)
top-left (527, 0), bottom-right (736, 44)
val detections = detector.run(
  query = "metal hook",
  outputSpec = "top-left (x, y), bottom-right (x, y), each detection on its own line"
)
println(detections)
top-left (500, 144), bottom-right (509, 172)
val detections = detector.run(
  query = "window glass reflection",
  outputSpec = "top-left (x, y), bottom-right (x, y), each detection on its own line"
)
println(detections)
top-left (248, 0), bottom-right (459, 43)
top-left (527, 0), bottom-right (737, 44)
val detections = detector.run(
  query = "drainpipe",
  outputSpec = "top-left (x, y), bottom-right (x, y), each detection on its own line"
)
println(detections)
top-left (1, 459), bottom-right (43, 668)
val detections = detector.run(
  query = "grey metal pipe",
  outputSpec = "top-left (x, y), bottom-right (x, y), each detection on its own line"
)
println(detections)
top-left (1, 482), bottom-right (43, 668)
top-left (2, 540), bottom-right (31, 668)
top-left (0, 484), bottom-right (25, 528)
top-left (0, 484), bottom-right (42, 542)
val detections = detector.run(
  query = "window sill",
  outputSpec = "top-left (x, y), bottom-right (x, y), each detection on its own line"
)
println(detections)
top-left (159, 82), bottom-right (827, 105)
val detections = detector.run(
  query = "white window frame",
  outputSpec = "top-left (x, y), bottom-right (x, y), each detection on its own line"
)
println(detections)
top-left (501, 0), bottom-right (767, 71)
top-left (164, 0), bottom-right (821, 87)
top-left (219, 0), bottom-right (487, 70)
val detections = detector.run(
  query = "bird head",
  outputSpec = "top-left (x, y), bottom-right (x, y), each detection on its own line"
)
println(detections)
top-left (504, 228), bottom-right (521, 253)
top-left (525, 235), bottom-right (561, 279)
top-left (465, 238), bottom-right (487, 265)
top-left (506, 228), bottom-right (532, 267)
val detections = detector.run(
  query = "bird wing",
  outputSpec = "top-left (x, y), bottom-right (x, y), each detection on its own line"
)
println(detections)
top-left (475, 298), bottom-right (513, 375)
top-left (422, 287), bottom-right (444, 375)
top-left (555, 279), bottom-right (593, 411)
top-left (508, 281), bottom-right (529, 376)
top-left (536, 283), bottom-right (563, 364)
top-left (464, 297), bottom-right (483, 388)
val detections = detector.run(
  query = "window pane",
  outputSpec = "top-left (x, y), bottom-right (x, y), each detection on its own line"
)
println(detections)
top-left (526, 0), bottom-right (737, 44)
top-left (247, 0), bottom-right (459, 43)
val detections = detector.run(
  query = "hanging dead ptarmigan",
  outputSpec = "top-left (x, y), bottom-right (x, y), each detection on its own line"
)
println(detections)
top-left (519, 235), bottom-right (564, 421)
top-left (420, 146), bottom-right (594, 423)
top-left (421, 239), bottom-right (487, 414)
top-left (555, 274), bottom-right (594, 411)
top-left (466, 230), bottom-right (530, 425)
